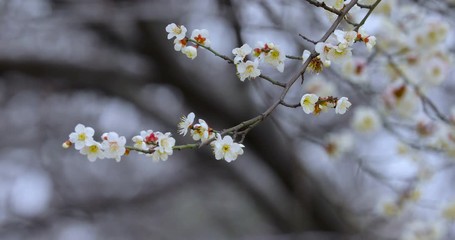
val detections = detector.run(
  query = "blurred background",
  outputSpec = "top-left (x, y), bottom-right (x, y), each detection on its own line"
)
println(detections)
top-left (0, 0), bottom-right (454, 239)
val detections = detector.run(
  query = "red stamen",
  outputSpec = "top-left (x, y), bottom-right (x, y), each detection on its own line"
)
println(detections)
top-left (357, 33), bottom-right (362, 41)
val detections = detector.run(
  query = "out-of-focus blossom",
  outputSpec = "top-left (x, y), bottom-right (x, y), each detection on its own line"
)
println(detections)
top-left (351, 106), bottom-right (382, 133)
top-left (400, 220), bottom-right (446, 240)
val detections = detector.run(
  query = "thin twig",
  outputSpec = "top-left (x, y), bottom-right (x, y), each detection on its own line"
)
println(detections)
top-left (280, 100), bottom-right (300, 108)
top-left (260, 74), bottom-right (286, 87)
top-left (298, 34), bottom-right (317, 44)
top-left (188, 39), bottom-right (234, 64)
top-left (353, 0), bottom-right (382, 31)
top-left (285, 55), bottom-right (303, 61)
top-left (305, 0), bottom-right (342, 15)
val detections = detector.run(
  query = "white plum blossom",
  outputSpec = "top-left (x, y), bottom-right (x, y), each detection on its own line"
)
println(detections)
top-left (327, 45), bottom-right (353, 63)
top-left (191, 29), bottom-right (210, 47)
top-left (357, 28), bottom-right (377, 50)
top-left (132, 135), bottom-right (147, 151)
top-left (211, 134), bottom-right (245, 162)
top-left (69, 124), bottom-right (95, 150)
top-left (351, 106), bottom-right (382, 133)
top-left (165, 23), bottom-right (187, 40)
top-left (151, 132), bottom-right (175, 161)
top-left (178, 112), bottom-right (195, 136)
top-left (173, 38), bottom-right (187, 51)
top-left (237, 59), bottom-right (261, 81)
top-left (263, 43), bottom-right (285, 72)
top-left (315, 42), bottom-right (331, 62)
top-left (300, 93), bottom-right (319, 114)
top-left (335, 97), bottom-right (352, 114)
top-left (304, 49), bottom-right (330, 73)
top-left (232, 44), bottom-right (252, 64)
top-left (191, 119), bottom-right (213, 142)
top-left (101, 132), bottom-right (126, 162)
top-left (334, 30), bottom-right (356, 47)
top-left (80, 140), bottom-right (104, 162)
top-left (182, 46), bottom-right (197, 59)
top-left (156, 132), bottom-right (175, 153)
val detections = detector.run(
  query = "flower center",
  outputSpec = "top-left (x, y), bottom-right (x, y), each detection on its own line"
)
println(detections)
top-left (89, 145), bottom-right (98, 153)
top-left (246, 65), bottom-right (255, 73)
top-left (270, 50), bottom-right (279, 59)
top-left (194, 34), bottom-right (206, 44)
top-left (78, 133), bottom-right (86, 141)
top-left (222, 144), bottom-right (230, 153)
top-left (173, 27), bottom-right (182, 35)
top-left (110, 142), bottom-right (119, 151)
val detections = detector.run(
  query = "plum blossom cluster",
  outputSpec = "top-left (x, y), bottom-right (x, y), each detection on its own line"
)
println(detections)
top-left (63, 124), bottom-right (127, 162)
top-left (63, 114), bottom-right (245, 163)
top-left (178, 112), bottom-right (245, 162)
top-left (131, 130), bottom-right (176, 161)
top-left (165, 23), bottom-right (211, 59)
top-left (231, 42), bottom-right (286, 81)
top-left (303, 29), bottom-right (376, 74)
top-left (300, 93), bottom-right (352, 115)
top-left (177, 112), bottom-right (214, 142)
top-left (63, 124), bottom-right (175, 162)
